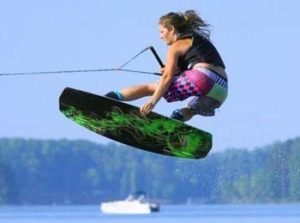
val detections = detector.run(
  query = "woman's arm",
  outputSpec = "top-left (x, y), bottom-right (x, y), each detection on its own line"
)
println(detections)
top-left (140, 44), bottom-right (180, 116)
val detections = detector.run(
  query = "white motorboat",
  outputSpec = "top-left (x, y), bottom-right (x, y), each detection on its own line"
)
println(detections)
top-left (100, 193), bottom-right (160, 214)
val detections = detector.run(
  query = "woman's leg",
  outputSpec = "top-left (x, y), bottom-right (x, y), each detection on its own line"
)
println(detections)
top-left (170, 107), bottom-right (196, 122)
top-left (106, 82), bottom-right (157, 101)
top-left (120, 82), bottom-right (157, 101)
top-left (181, 107), bottom-right (197, 121)
top-left (169, 67), bottom-right (228, 122)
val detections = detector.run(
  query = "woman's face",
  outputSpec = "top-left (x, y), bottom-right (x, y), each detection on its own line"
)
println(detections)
top-left (159, 24), bottom-right (176, 45)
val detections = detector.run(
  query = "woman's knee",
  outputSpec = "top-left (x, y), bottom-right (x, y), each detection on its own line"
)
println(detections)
top-left (146, 83), bottom-right (157, 93)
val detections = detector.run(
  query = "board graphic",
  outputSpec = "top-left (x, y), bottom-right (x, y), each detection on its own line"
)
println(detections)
top-left (59, 87), bottom-right (212, 159)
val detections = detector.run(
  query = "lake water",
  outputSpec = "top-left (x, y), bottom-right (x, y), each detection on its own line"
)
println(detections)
top-left (1, 204), bottom-right (300, 223)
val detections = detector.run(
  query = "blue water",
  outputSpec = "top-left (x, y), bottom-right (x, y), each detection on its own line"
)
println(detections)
top-left (1, 204), bottom-right (300, 223)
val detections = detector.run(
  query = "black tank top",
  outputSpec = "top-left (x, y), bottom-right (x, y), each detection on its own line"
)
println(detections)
top-left (177, 33), bottom-right (225, 71)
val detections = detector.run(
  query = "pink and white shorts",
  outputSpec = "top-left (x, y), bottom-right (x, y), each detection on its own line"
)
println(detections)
top-left (163, 67), bottom-right (228, 115)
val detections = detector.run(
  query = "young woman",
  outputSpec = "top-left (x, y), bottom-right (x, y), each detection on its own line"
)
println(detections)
top-left (105, 10), bottom-right (228, 122)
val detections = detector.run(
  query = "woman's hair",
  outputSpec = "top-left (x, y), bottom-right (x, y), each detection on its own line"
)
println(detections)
top-left (159, 10), bottom-right (210, 38)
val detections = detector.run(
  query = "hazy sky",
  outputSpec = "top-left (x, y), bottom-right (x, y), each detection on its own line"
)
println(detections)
top-left (1, 0), bottom-right (299, 152)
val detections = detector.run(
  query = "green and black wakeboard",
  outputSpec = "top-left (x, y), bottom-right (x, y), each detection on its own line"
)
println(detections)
top-left (59, 87), bottom-right (212, 159)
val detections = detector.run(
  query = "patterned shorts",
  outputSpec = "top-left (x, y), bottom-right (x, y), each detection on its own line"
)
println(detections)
top-left (163, 67), bottom-right (228, 116)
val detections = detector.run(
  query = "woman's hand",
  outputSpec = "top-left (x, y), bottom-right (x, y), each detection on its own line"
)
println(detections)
top-left (140, 101), bottom-right (156, 116)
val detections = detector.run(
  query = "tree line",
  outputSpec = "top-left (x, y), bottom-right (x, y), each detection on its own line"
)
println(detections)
top-left (0, 137), bottom-right (300, 205)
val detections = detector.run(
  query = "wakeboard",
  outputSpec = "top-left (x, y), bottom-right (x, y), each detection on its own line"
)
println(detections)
top-left (59, 87), bottom-right (212, 159)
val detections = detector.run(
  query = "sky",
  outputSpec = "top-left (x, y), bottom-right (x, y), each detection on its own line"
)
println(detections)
top-left (0, 0), bottom-right (300, 152)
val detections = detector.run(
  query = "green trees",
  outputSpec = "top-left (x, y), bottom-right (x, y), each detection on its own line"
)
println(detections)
top-left (287, 139), bottom-right (300, 200)
top-left (0, 137), bottom-right (299, 205)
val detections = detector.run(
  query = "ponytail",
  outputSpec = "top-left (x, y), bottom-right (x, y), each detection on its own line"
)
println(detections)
top-left (159, 10), bottom-right (210, 38)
